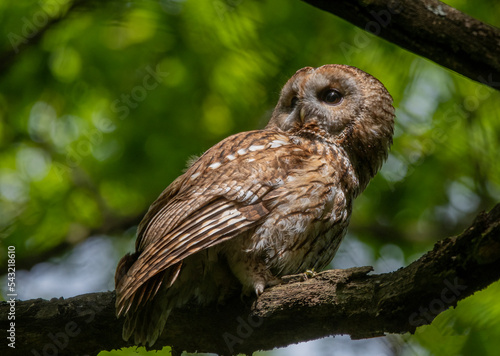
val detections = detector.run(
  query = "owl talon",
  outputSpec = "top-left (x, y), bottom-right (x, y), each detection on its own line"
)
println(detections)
top-left (255, 282), bottom-right (265, 297)
top-left (303, 269), bottom-right (317, 280)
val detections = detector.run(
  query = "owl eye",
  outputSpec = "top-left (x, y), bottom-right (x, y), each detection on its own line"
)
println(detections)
top-left (290, 96), bottom-right (299, 108)
top-left (320, 89), bottom-right (343, 105)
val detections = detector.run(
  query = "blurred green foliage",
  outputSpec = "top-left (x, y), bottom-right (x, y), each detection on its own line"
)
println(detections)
top-left (0, 0), bottom-right (499, 355)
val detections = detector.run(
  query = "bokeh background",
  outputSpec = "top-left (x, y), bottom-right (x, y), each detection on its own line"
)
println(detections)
top-left (1, 0), bottom-right (500, 355)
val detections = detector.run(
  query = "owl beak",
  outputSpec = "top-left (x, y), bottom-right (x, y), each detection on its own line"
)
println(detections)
top-left (299, 106), bottom-right (306, 123)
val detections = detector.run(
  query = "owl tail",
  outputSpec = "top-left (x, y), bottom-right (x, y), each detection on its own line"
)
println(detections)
top-left (123, 297), bottom-right (173, 347)
top-left (116, 257), bottom-right (184, 346)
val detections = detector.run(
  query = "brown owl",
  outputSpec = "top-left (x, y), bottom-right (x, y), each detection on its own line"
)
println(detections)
top-left (115, 64), bottom-right (395, 346)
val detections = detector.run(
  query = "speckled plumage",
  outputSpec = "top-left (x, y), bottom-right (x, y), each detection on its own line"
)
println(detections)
top-left (115, 64), bottom-right (395, 346)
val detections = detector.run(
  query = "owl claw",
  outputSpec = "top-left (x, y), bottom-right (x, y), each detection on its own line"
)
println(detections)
top-left (254, 282), bottom-right (265, 297)
top-left (302, 269), bottom-right (317, 280)
top-left (239, 279), bottom-right (274, 301)
top-left (254, 277), bottom-right (283, 297)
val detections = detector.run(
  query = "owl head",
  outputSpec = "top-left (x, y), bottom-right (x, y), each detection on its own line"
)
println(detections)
top-left (267, 64), bottom-right (395, 190)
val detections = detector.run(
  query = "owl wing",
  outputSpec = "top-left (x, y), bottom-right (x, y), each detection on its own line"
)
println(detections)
top-left (115, 130), bottom-right (304, 315)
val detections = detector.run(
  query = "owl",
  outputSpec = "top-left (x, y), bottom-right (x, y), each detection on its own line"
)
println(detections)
top-left (115, 64), bottom-right (395, 346)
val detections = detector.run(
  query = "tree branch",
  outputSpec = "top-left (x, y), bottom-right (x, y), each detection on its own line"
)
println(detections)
top-left (302, 0), bottom-right (500, 90)
top-left (2, 203), bottom-right (499, 355)
top-left (0, 0), bottom-right (90, 77)
top-left (3, 0), bottom-right (499, 92)
top-left (3, 213), bottom-right (142, 272)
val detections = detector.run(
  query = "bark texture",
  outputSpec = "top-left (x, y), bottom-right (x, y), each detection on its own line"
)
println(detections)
top-left (302, 0), bottom-right (500, 90)
top-left (2, 204), bottom-right (499, 356)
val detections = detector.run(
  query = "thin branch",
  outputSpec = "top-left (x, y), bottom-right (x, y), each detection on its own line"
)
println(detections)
top-left (0, 0), bottom-right (89, 77)
top-left (1, 204), bottom-right (499, 356)
top-left (1, 213), bottom-right (142, 272)
top-left (302, 0), bottom-right (500, 90)
top-left (3, 0), bottom-right (500, 91)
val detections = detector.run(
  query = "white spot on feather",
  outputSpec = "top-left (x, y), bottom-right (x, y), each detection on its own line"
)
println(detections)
top-left (244, 191), bottom-right (254, 201)
top-left (237, 148), bottom-right (248, 155)
top-left (269, 140), bottom-right (289, 148)
top-left (221, 209), bottom-right (241, 218)
top-left (209, 162), bottom-right (221, 169)
top-left (249, 145), bottom-right (265, 151)
top-left (190, 172), bottom-right (201, 180)
top-left (226, 154), bottom-right (236, 161)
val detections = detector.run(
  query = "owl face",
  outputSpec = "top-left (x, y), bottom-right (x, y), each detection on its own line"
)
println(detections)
top-left (267, 64), bottom-right (393, 141)
top-left (267, 64), bottom-right (394, 188)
